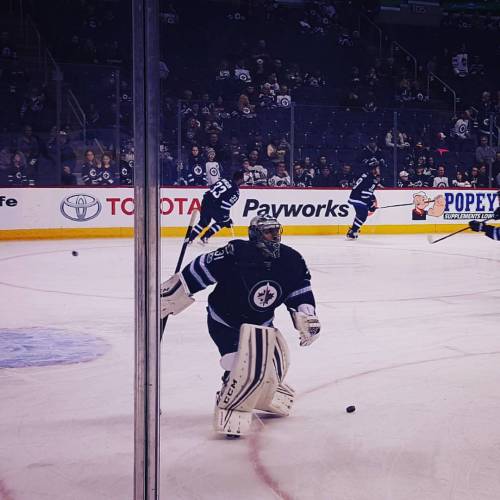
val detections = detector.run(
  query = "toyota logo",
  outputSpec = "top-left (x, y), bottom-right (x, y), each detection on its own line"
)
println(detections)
top-left (60, 194), bottom-right (102, 221)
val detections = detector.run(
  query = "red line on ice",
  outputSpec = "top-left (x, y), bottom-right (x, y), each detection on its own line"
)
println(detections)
top-left (248, 426), bottom-right (294, 500)
top-left (0, 480), bottom-right (15, 500)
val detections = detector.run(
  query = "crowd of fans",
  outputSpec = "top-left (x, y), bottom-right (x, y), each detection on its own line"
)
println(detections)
top-left (0, 0), bottom-right (499, 188)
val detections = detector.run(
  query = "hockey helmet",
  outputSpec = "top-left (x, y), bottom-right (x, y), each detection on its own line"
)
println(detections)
top-left (248, 215), bottom-right (282, 258)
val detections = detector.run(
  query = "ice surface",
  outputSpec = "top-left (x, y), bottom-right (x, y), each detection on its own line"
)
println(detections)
top-left (0, 234), bottom-right (499, 500)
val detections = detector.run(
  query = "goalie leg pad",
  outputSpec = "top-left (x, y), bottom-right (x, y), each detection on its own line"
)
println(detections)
top-left (256, 330), bottom-right (295, 417)
top-left (216, 324), bottom-right (278, 413)
top-left (213, 407), bottom-right (253, 437)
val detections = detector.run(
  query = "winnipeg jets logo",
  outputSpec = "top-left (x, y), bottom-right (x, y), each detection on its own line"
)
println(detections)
top-left (249, 281), bottom-right (282, 311)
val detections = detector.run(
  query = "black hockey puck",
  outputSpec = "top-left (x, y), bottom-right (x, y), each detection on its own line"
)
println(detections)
top-left (72, 250), bottom-right (78, 256)
top-left (346, 405), bottom-right (356, 413)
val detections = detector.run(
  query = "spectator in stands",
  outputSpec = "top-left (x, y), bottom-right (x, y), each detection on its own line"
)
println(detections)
top-left (16, 125), bottom-right (40, 165)
top-left (20, 86), bottom-right (47, 130)
top-left (359, 137), bottom-right (386, 172)
top-left (433, 165), bottom-right (449, 188)
top-left (492, 151), bottom-right (500, 187)
top-left (316, 155), bottom-right (331, 175)
top-left (238, 85), bottom-right (257, 117)
top-left (81, 149), bottom-right (101, 185)
top-left (206, 132), bottom-right (226, 162)
top-left (451, 110), bottom-right (473, 151)
top-left (475, 136), bottom-right (496, 168)
top-left (268, 162), bottom-right (291, 187)
top-left (293, 162), bottom-right (312, 187)
top-left (385, 129), bottom-right (410, 150)
top-left (410, 165), bottom-right (431, 187)
top-left (452, 170), bottom-right (471, 187)
top-left (227, 136), bottom-right (244, 171)
top-left (0, 143), bottom-right (12, 186)
top-left (119, 147), bottom-right (134, 186)
top-left (205, 148), bottom-right (223, 186)
top-left (335, 163), bottom-right (356, 188)
top-left (61, 165), bottom-right (77, 185)
top-left (184, 116), bottom-right (202, 146)
top-left (184, 145), bottom-right (207, 186)
top-left (267, 137), bottom-right (289, 170)
top-left (7, 151), bottom-right (31, 186)
top-left (312, 164), bottom-right (335, 187)
top-left (50, 131), bottom-right (77, 171)
top-left (99, 153), bottom-right (118, 185)
top-left (247, 150), bottom-right (268, 185)
top-left (398, 170), bottom-right (411, 187)
top-left (258, 83), bottom-right (276, 109)
top-left (468, 165), bottom-right (488, 188)
top-left (303, 156), bottom-right (315, 177)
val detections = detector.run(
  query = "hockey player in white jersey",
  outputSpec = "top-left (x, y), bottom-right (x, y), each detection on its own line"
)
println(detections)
top-left (160, 215), bottom-right (321, 438)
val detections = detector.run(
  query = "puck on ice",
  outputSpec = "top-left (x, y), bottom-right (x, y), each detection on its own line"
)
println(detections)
top-left (346, 405), bottom-right (356, 413)
top-left (72, 251), bottom-right (78, 256)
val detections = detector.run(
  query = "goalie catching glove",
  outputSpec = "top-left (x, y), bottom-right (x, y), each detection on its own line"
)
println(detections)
top-left (291, 306), bottom-right (321, 346)
top-left (160, 273), bottom-right (194, 319)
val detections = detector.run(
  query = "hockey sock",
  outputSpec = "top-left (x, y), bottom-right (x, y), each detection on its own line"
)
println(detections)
top-left (203, 223), bottom-right (222, 240)
top-left (189, 223), bottom-right (204, 241)
top-left (352, 216), bottom-right (364, 233)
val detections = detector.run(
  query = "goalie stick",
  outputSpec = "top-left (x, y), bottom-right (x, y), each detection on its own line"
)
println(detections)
top-left (427, 217), bottom-right (494, 244)
top-left (160, 209), bottom-right (198, 339)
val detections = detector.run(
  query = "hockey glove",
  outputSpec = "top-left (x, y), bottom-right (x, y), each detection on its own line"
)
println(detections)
top-left (369, 204), bottom-right (377, 212)
top-left (160, 273), bottom-right (194, 319)
top-left (291, 310), bottom-right (321, 347)
top-left (469, 220), bottom-right (485, 232)
top-left (494, 207), bottom-right (500, 220)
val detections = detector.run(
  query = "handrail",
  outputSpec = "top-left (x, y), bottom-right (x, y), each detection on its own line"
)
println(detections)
top-left (426, 72), bottom-right (457, 117)
top-left (391, 41), bottom-right (418, 81)
top-left (67, 89), bottom-right (87, 144)
top-left (359, 13), bottom-right (382, 57)
top-left (94, 138), bottom-right (105, 154)
top-left (24, 15), bottom-right (42, 70)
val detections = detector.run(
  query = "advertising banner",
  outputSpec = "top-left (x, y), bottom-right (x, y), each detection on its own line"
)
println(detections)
top-left (0, 187), bottom-right (498, 239)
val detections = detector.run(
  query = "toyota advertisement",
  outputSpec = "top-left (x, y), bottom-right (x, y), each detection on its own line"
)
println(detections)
top-left (0, 187), bottom-right (498, 238)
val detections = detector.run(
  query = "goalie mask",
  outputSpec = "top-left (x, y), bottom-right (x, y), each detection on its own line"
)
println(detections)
top-left (248, 215), bottom-right (282, 259)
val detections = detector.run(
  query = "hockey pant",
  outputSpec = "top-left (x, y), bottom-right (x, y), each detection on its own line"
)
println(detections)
top-left (189, 198), bottom-right (230, 242)
top-left (212, 321), bottom-right (295, 436)
top-left (348, 200), bottom-right (369, 233)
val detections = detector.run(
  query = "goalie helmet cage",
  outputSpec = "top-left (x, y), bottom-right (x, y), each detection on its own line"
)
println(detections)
top-left (133, 0), bottom-right (161, 499)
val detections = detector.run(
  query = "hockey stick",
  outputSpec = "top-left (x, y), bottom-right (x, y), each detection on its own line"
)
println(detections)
top-left (377, 199), bottom-right (435, 209)
top-left (427, 217), bottom-right (494, 244)
top-left (160, 209), bottom-right (198, 339)
top-left (230, 224), bottom-right (235, 239)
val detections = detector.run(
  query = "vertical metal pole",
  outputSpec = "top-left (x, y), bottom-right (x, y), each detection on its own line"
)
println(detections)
top-left (290, 102), bottom-right (295, 183)
top-left (55, 69), bottom-right (62, 182)
top-left (176, 100), bottom-right (182, 182)
top-left (393, 111), bottom-right (398, 187)
top-left (133, 0), bottom-right (160, 498)
top-left (488, 112), bottom-right (494, 187)
top-left (115, 68), bottom-right (121, 166)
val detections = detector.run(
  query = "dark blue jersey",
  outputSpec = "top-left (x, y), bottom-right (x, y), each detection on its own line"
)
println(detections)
top-left (181, 240), bottom-right (316, 329)
top-left (204, 178), bottom-right (240, 213)
top-left (485, 225), bottom-right (500, 241)
top-left (348, 172), bottom-right (379, 206)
